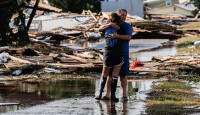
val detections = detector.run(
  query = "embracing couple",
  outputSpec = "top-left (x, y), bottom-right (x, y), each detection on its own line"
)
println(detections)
top-left (95, 9), bottom-right (132, 102)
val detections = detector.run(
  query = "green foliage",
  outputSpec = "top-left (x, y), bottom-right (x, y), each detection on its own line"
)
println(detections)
top-left (191, 0), bottom-right (200, 10)
top-left (48, 0), bottom-right (101, 13)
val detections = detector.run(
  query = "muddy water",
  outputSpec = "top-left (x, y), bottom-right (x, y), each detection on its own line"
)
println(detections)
top-left (61, 39), bottom-right (177, 61)
top-left (0, 80), bottom-right (95, 114)
top-left (0, 39), bottom-right (176, 114)
top-left (1, 79), bottom-right (155, 114)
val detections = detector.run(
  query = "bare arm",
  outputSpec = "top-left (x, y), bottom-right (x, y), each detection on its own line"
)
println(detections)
top-left (116, 34), bottom-right (131, 41)
top-left (99, 23), bottom-right (120, 32)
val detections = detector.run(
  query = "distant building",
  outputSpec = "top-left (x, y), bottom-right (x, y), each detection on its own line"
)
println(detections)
top-left (147, 4), bottom-right (197, 17)
top-left (101, 0), bottom-right (144, 18)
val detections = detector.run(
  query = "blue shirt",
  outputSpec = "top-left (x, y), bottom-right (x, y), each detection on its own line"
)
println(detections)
top-left (118, 22), bottom-right (132, 56)
top-left (105, 28), bottom-right (118, 47)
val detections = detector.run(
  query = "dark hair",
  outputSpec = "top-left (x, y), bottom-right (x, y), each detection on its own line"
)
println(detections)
top-left (110, 12), bottom-right (120, 23)
top-left (117, 8), bottom-right (127, 14)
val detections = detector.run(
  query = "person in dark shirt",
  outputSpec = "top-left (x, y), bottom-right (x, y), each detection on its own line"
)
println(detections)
top-left (95, 13), bottom-right (123, 102)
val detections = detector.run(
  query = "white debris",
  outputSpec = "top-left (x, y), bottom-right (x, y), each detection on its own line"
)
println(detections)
top-left (86, 32), bottom-right (101, 38)
top-left (12, 70), bottom-right (22, 76)
top-left (44, 68), bottom-right (61, 73)
top-left (194, 39), bottom-right (200, 48)
top-left (0, 53), bottom-right (10, 63)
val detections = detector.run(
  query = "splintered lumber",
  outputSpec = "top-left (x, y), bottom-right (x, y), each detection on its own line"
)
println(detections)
top-left (24, 56), bottom-right (53, 63)
top-left (88, 10), bottom-right (97, 22)
top-left (101, 12), bottom-right (110, 19)
top-left (0, 82), bottom-right (15, 87)
top-left (129, 68), bottom-right (177, 73)
top-left (0, 103), bottom-right (20, 106)
top-left (60, 53), bottom-right (87, 63)
top-left (73, 53), bottom-right (94, 59)
top-left (49, 63), bottom-right (102, 72)
top-left (0, 46), bottom-right (9, 53)
top-left (9, 55), bottom-right (32, 64)
top-left (132, 21), bottom-right (176, 32)
top-left (49, 63), bottom-right (94, 68)
top-left (152, 56), bottom-right (171, 62)
top-left (4, 63), bottom-right (44, 70)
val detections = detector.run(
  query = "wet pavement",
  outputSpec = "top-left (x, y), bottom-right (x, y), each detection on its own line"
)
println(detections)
top-left (0, 79), bottom-right (155, 115)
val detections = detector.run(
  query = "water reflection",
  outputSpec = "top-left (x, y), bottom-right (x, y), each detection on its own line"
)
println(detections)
top-left (0, 80), bottom-right (95, 114)
top-left (61, 39), bottom-right (177, 61)
top-left (130, 46), bottom-right (177, 61)
top-left (1, 79), bottom-right (155, 114)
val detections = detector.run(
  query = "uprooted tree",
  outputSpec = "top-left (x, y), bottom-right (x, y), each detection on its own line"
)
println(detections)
top-left (0, 0), bottom-right (31, 46)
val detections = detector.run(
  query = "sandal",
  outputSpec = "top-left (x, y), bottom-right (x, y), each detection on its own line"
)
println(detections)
top-left (101, 96), bottom-right (110, 100)
top-left (121, 97), bottom-right (128, 102)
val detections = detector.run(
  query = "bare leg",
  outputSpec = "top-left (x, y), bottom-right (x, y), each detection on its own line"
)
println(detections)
top-left (120, 76), bottom-right (127, 97)
top-left (104, 66), bottom-right (121, 99)
top-left (95, 66), bottom-right (110, 100)
top-left (104, 76), bottom-right (112, 98)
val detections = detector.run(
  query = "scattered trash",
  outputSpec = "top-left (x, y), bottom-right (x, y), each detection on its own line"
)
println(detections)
top-left (0, 53), bottom-right (10, 63)
top-left (44, 68), bottom-right (61, 73)
top-left (12, 70), bottom-right (22, 76)
top-left (132, 88), bottom-right (139, 92)
top-left (130, 61), bottom-right (144, 68)
top-left (194, 39), bottom-right (200, 47)
top-left (0, 46), bottom-right (9, 53)
top-left (86, 32), bottom-right (101, 39)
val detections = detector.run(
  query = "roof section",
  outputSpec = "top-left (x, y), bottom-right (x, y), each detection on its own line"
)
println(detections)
top-left (174, 4), bottom-right (197, 11)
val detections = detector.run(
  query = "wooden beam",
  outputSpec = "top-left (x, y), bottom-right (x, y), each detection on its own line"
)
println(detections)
top-left (88, 10), bottom-right (97, 22)
top-left (129, 68), bottom-right (177, 73)
top-left (60, 53), bottom-right (87, 63)
top-left (9, 55), bottom-right (31, 64)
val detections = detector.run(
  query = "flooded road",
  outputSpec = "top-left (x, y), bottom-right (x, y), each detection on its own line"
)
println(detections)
top-left (0, 79), bottom-right (155, 114)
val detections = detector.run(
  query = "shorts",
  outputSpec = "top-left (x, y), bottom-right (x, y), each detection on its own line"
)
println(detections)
top-left (103, 55), bottom-right (124, 68)
top-left (109, 53), bottom-right (129, 76)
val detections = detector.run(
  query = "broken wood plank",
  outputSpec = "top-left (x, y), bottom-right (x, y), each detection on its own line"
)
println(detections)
top-left (74, 53), bottom-right (94, 59)
top-left (60, 53), bottom-right (87, 63)
top-left (49, 63), bottom-right (94, 68)
top-left (88, 10), bottom-right (97, 22)
top-left (129, 68), bottom-right (177, 73)
top-left (24, 56), bottom-right (53, 63)
top-left (0, 103), bottom-right (20, 106)
top-left (9, 55), bottom-right (32, 64)
top-left (0, 46), bottom-right (9, 53)
top-left (0, 82), bottom-right (15, 87)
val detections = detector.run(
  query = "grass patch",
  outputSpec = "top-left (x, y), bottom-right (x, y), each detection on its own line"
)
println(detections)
top-left (146, 80), bottom-right (200, 114)
top-left (182, 22), bottom-right (200, 29)
top-left (176, 35), bottom-right (200, 53)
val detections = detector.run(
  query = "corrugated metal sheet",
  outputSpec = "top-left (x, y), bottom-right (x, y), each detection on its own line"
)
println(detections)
top-left (101, 0), bottom-right (144, 18)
